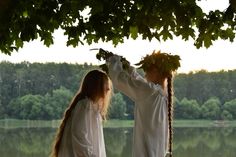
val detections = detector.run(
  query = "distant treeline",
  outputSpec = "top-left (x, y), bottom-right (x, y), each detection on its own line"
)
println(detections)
top-left (0, 61), bottom-right (236, 120)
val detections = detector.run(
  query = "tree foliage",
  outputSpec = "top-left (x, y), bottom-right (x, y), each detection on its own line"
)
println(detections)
top-left (174, 70), bottom-right (236, 104)
top-left (201, 97), bottom-right (221, 120)
top-left (1, 61), bottom-right (236, 120)
top-left (176, 98), bottom-right (201, 119)
top-left (0, 0), bottom-right (236, 55)
top-left (109, 92), bottom-right (127, 119)
top-left (7, 94), bottom-right (45, 119)
top-left (223, 99), bottom-right (236, 119)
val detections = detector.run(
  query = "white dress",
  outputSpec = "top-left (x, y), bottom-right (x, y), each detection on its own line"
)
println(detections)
top-left (107, 55), bottom-right (169, 157)
top-left (58, 98), bottom-right (106, 157)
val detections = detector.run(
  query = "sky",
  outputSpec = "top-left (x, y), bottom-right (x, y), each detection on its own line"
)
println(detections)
top-left (0, 0), bottom-right (235, 74)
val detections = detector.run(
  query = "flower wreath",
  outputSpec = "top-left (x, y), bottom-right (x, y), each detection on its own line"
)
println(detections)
top-left (135, 50), bottom-right (181, 74)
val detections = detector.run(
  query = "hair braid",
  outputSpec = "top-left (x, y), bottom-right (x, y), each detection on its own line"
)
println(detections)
top-left (167, 75), bottom-right (173, 157)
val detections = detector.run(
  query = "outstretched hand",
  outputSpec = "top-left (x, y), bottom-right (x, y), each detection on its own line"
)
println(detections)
top-left (95, 48), bottom-right (114, 61)
top-left (91, 48), bottom-right (130, 73)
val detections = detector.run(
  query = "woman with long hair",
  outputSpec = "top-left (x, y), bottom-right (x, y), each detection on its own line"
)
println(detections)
top-left (106, 50), bottom-right (180, 157)
top-left (50, 69), bottom-right (112, 157)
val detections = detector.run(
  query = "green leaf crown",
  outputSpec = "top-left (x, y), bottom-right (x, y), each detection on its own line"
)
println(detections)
top-left (135, 50), bottom-right (181, 74)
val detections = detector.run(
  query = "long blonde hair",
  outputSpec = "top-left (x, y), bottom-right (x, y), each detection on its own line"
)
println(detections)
top-left (50, 69), bottom-right (112, 157)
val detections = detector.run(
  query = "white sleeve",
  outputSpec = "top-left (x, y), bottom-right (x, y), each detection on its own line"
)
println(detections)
top-left (106, 55), bottom-right (155, 102)
top-left (71, 104), bottom-right (95, 157)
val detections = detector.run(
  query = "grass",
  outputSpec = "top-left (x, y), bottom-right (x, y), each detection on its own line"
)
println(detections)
top-left (1, 119), bottom-right (236, 129)
top-left (173, 119), bottom-right (213, 127)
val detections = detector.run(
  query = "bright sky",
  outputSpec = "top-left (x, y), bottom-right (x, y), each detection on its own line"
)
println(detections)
top-left (0, 0), bottom-right (235, 74)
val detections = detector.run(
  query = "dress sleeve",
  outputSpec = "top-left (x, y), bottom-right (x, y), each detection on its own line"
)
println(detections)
top-left (106, 55), bottom-right (155, 102)
top-left (71, 102), bottom-right (95, 157)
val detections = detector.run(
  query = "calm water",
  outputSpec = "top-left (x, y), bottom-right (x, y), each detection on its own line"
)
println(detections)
top-left (0, 127), bottom-right (236, 157)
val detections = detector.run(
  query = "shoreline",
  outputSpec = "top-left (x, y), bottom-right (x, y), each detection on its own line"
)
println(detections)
top-left (1, 119), bottom-right (236, 129)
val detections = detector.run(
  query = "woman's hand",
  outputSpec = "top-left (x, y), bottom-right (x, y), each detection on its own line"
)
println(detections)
top-left (95, 48), bottom-right (114, 61)
top-left (93, 48), bottom-right (130, 73)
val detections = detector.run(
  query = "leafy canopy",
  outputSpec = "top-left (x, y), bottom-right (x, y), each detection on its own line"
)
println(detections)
top-left (0, 0), bottom-right (235, 55)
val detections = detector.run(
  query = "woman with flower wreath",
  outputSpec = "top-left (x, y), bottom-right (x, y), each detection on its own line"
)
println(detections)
top-left (105, 50), bottom-right (180, 157)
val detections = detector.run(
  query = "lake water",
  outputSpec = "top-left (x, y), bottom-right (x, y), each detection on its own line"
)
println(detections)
top-left (0, 127), bottom-right (236, 157)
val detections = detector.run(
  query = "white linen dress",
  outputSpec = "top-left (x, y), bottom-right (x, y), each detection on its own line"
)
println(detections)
top-left (107, 55), bottom-right (169, 157)
top-left (58, 98), bottom-right (106, 157)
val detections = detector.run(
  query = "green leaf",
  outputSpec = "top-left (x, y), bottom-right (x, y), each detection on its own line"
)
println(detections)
top-left (204, 35), bottom-right (212, 48)
top-left (160, 28), bottom-right (172, 41)
top-left (23, 11), bottom-right (28, 18)
top-left (15, 38), bottom-right (23, 48)
top-left (40, 31), bottom-right (54, 47)
top-left (129, 26), bottom-right (138, 39)
top-left (66, 38), bottom-right (78, 47)
top-left (44, 37), bottom-right (53, 47)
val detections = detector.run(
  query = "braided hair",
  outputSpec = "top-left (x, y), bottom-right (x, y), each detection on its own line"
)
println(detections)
top-left (136, 50), bottom-right (180, 157)
top-left (167, 75), bottom-right (174, 157)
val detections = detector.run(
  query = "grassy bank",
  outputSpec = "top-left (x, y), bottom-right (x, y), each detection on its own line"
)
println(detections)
top-left (0, 119), bottom-right (61, 129)
top-left (173, 120), bottom-right (232, 127)
top-left (105, 119), bottom-right (236, 128)
top-left (1, 119), bottom-right (236, 129)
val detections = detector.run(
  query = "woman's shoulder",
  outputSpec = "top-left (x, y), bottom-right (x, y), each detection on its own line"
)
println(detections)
top-left (70, 98), bottom-right (85, 113)
top-left (152, 83), bottom-right (166, 97)
top-left (76, 97), bottom-right (96, 111)
top-left (73, 98), bottom-right (100, 119)
top-left (76, 97), bottom-right (90, 107)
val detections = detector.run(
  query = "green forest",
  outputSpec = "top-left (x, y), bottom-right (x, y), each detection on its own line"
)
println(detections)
top-left (0, 61), bottom-right (236, 120)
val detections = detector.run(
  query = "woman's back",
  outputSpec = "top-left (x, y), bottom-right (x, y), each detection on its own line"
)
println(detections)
top-left (58, 98), bottom-right (106, 157)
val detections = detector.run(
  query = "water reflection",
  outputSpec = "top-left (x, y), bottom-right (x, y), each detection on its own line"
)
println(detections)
top-left (0, 127), bottom-right (236, 157)
top-left (0, 127), bottom-right (55, 157)
top-left (105, 128), bottom-right (132, 157)
top-left (173, 127), bottom-right (236, 157)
